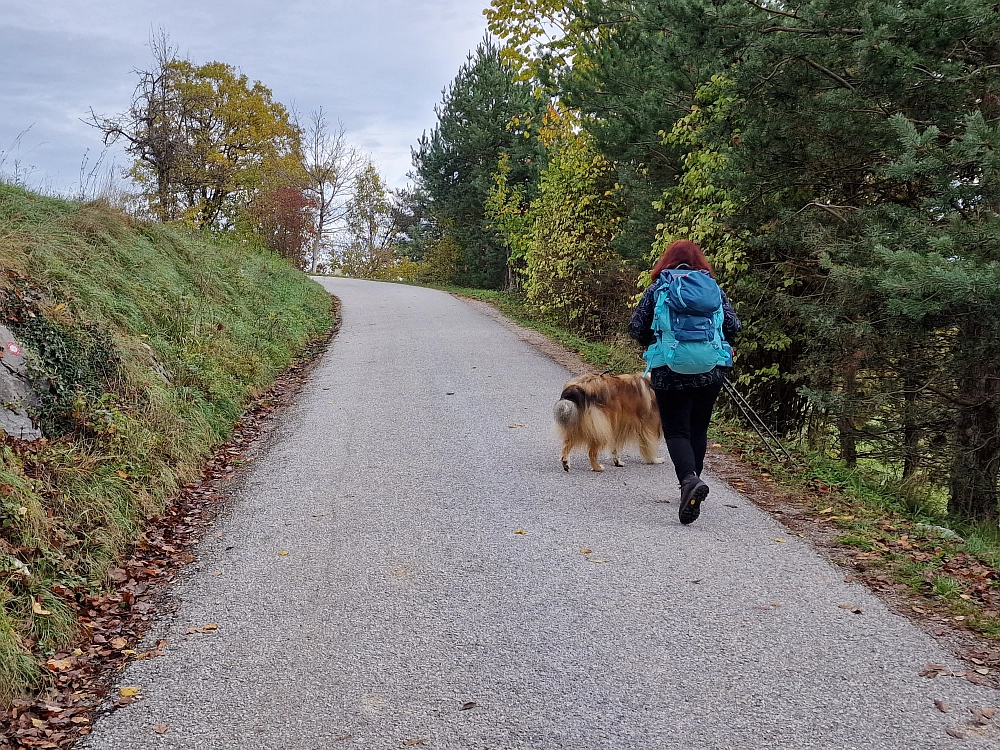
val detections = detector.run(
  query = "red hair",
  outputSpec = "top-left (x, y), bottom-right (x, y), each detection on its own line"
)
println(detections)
top-left (651, 239), bottom-right (714, 279)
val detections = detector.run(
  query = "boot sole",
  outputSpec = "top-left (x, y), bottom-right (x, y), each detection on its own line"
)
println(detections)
top-left (679, 482), bottom-right (709, 525)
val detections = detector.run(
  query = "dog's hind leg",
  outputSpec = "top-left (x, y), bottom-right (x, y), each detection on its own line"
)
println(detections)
top-left (561, 439), bottom-right (572, 472)
top-left (588, 443), bottom-right (605, 472)
top-left (612, 447), bottom-right (625, 467)
top-left (639, 434), bottom-right (665, 465)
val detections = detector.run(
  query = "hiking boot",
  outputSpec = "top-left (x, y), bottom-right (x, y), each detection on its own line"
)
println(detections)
top-left (678, 474), bottom-right (709, 525)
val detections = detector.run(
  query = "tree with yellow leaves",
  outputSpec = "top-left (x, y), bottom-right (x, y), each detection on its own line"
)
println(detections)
top-left (91, 35), bottom-right (302, 230)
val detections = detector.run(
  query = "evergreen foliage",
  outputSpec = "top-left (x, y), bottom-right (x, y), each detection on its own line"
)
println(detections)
top-left (476, 0), bottom-right (1000, 521)
top-left (412, 38), bottom-right (545, 289)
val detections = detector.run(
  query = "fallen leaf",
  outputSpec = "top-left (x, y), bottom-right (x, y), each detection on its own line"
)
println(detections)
top-left (117, 470), bottom-right (129, 479)
top-left (975, 667), bottom-right (990, 675)
top-left (31, 718), bottom-right (45, 729)
top-left (333, 734), bottom-right (353, 742)
top-left (119, 686), bottom-right (140, 698)
top-left (508, 423), bottom-right (525, 428)
top-left (110, 637), bottom-right (128, 650)
top-left (403, 740), bottom-right (428, 746)
top-left (71, 716), bottom-right (90, 724)
top-left (934, 700), bottom-right (950, 713)
top-left (202, 623), bottom-right (218, 631)
top-left (921, 664), bottom-right (948, 678)
top-left (773, 538), bottom-right (785, 543)
top-left (724, 504), bottom-right (738, 508)
top-left (152, 723), bottom-right (168, 734)
top-left (278, 550), bottom-right (289, 556)
top-left (580, 548), bottom-right (593, 554)
top-left (977, 706), bottom-right (996, 719)
top-left (32, 600), bottom-right (52, 616)
top-left (514, 529), bottom-right (527, 535)
top-left (585, 557), bottom-right (607, 563)
top-left (838, 604), bottom-right (863, 615)
top-left (945, 727), bottom-right (966, 739)
top-left (460, 701), bottom-right (477, 710)
top-left (46, 658), bottom-right (74, 672)
top-left (819, 507), bottom-right (834, 514)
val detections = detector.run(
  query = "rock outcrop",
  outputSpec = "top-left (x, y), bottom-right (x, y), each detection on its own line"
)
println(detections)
top-left (0, 323), bottom-right (43, 441)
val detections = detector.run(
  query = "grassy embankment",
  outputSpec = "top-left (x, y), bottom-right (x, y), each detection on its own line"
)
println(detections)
top-left (445, 284), bottom-right (1000, 641)
top-left (0, 185), bottom-right (332, 705)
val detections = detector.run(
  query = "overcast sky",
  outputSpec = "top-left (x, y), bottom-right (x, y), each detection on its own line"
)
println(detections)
top-left (0, 0), bottom-right (489, 194)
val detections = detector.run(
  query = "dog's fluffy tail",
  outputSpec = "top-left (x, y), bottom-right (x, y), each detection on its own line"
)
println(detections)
top-left (553, 398), bottom-right (580, 429)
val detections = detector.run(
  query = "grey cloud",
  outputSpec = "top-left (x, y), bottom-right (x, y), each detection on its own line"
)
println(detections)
top-left (0, 0), bottom-right (488, 190)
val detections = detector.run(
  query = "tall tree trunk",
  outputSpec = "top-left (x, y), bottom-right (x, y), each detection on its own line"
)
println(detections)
top-left (310, 193), bottom-right (326, 274)
top-left (949, 327), bottom-right (1000, 521)
top-left (902, 355), bottom-right (921, 480)
top-left (837, 351), bottom-right (861, 468)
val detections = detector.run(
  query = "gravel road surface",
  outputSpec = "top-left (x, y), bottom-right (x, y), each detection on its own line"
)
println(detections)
top-left (81, 278), bottom-right (998, 750)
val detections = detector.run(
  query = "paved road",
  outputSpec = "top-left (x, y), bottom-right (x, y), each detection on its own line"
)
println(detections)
top-left (82, 278), bottom-right (997, 750)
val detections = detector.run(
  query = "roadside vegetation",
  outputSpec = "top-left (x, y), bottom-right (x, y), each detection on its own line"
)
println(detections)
top-left (0, 184), bottom-right (331, 706)
top-left (376, 2), bottom-right (1000, 532)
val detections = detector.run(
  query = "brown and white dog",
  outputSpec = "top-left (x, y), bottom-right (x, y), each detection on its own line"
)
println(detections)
top-left (553, 372), bottom-right (665, 472)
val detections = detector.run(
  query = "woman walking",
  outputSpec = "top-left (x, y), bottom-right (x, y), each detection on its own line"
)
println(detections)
top-left (629, 240), bottom-right (742, 524)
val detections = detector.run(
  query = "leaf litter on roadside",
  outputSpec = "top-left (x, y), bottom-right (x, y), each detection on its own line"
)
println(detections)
top-left (0, 328), bottom-right (336, 750)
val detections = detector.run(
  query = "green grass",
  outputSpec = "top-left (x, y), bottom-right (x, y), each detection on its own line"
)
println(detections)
top-left (0, 184), bottom-right (332, 705)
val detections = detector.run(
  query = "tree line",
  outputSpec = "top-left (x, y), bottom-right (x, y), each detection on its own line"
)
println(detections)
top-left (89, 33), bottom-right (413, 278)
top-left (402, 2), bottom-right (1000, 523)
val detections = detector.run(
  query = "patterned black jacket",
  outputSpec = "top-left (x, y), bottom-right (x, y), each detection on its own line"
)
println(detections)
top-left (628, 281), bottom-right (742, 391)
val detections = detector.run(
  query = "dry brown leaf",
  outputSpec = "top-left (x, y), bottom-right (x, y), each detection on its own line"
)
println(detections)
top-left (945, 727), bottom-right (966, 739)
top-left (202, 623), bottom-right (218, 631)
top-left (934, 700), bottom-right (950, 713)
top-left (580, 548), bottom-right (593, 554)
top-left (402, 740), bottom-right (428, 746)
top-left (460, 701), bottom-right (477, 710)
top-left (838, 604), bottom-right (863, 614)
top-left (278, 550), bottom-right (289, 556)
top-left (773, 538), bottom-right (785, 543)
top-left (110, 637), bottom-right (128, 650)
top-left (152, 723), bottom-right (168, 735)
top-left (32, 600), bottom-right (52, 616)
top-left (514, 529), bottom-right (527, 535)
top-left (30, 719), bottom-right (45, 729)
top-left (119, 686), bottom-right (140, 698)
top-left (46, 658), bottom-right (74, 672)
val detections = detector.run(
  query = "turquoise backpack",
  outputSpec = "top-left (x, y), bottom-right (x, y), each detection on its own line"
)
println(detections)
top-left (643, 268), bottom-right (733, 375)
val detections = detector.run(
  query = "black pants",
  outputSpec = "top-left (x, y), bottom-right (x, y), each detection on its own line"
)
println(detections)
top-left (654, 382), bottom-right (723, 484)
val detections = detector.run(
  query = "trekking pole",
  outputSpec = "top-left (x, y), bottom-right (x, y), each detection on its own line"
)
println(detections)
top-left (721, 377), bottom-right (796, 465)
